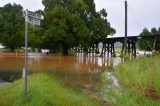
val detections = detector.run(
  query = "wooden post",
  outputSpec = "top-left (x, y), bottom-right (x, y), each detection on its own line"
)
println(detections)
top-left (121, 42), bottom-right (124, 55)
top-left (96, 43), bottom-right (99, 54)
top-left (128, 40), bottom-right (130, 55)
top-left (107, 43), bottom-right (110, 56)
top-left (131, 41), bottom-right (134, 56)
top-left (101, 43), bottom-right (104, 56)
top-left (111, 43), bottom-right (113, 55)
top-left (104, 43), bottom-right (107, 56)
top-left (153, 37), bottom-right (157, 52)
top-left (112, 43), bottom-right (115, 56)
top-left (133, 41), bottom-right (136, 57)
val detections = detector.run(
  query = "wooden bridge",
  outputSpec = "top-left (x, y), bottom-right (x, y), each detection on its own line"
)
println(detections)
top-left (76, 35), bottom-right (160, 57)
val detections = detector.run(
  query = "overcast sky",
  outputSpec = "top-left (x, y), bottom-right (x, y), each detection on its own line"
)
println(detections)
top-left (0, 0), bottom-right (160, 37)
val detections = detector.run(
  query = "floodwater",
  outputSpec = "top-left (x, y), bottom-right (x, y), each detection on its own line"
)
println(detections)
top-left (0, 52), bottom-right (122, 102)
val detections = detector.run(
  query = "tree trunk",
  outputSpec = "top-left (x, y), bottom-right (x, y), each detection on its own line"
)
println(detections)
top-left (62, 44), bottom-right (69, 55)
top-left (10, 47), bottom-right (15, 52)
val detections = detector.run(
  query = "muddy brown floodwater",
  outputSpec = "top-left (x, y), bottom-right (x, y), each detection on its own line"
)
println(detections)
top-left (0, 53), bottom-right (122, 103)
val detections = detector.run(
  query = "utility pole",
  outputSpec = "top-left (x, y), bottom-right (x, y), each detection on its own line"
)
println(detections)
top-left (124, 0), bottom-right (128, 54)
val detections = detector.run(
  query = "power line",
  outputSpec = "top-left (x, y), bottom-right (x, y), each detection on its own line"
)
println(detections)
top-left (128, 5), bottom-right (143, 30)
top-left (106, 0), bottom-right (124, 3)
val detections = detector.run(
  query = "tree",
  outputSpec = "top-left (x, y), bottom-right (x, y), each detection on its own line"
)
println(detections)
top-left (0, 7), bottom-right (4, 42)
top-left (138, 27), bottom-right (160, 51)
top-left (42, 5), bottom-right (90, 55)
top-left (42, 0), bottom-right (115, 55)
top-left (89, 10), bottom-right (115, 54)
top-left (90, 12), bottom-right (115, 43)
top-left (0, 3), bottom-right (24, 51)
top-left (100, 8), bottom-right (107, 19)
top-left (28, 26), bottom-right (43, 51)
top-left (151, 27), bottom-right (159, 35)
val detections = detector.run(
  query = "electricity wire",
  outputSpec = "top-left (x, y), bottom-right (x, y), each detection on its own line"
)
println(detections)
top-left (106, 0), bottom-right (124, 3)
top-left (128, 5), bottom-right (143, 30)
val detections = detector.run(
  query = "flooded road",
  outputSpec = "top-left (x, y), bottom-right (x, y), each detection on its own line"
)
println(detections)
top-left (0, 53), bottom-right (122, 101)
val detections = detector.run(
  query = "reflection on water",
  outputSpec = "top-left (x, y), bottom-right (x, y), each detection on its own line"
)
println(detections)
top-left (0, 53), bottom-right (122, 101)
top-left (0, 54), bottom-right (114, 72)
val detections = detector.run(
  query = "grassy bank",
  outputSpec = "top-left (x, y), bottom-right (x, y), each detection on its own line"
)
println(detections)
top-left (0, 74), bottom-right (98, 106)
top-left (112, 55), bottom-right (160, 105)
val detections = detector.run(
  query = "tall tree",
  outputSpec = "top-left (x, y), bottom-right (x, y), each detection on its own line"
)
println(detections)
top-left (0, 3), bottom-right (24, 51)
top-left (42, 0), bottom-right (115, 55)
top-left (42, 5), bottom-right (90, 55)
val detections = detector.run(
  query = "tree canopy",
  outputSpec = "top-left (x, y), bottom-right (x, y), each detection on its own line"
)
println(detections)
top-left (0, 3), bottom-right (24, 51)
top-left (0, 1), bottom-right (116, 55)
top-left (42, 0), bottom-right (115, 55)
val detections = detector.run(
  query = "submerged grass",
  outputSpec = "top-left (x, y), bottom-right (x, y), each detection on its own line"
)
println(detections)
top-left (111, 55), bottom-right (160, 106)
top-left (0, 74), bottom-right (99, 106)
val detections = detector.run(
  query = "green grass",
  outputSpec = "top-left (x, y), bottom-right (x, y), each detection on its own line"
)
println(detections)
top-left (111, 55), bottom-right (160, 106)
top-left (0, 74), bottom-right (99, 106)
top-left (110, 89), bottom-right (160, 106)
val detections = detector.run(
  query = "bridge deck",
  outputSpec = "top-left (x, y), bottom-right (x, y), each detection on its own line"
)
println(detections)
top-left (104, 35), bottom-right (160, 43)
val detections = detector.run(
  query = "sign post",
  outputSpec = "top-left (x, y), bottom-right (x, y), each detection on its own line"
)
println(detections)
top-left (23, 9), bottom-right (43, 96)
top-left (24, 9), bottom-right (28, 96)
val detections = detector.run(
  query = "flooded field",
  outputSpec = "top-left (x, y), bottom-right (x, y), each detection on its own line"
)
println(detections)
top-left (0, 53), bottom-right (122, 101)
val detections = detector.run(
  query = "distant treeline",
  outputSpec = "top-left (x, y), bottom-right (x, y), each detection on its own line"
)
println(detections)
top-left (138, 27), bottom-right (160, 51)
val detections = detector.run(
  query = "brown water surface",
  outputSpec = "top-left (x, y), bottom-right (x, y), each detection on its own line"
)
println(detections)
top-left (0, 53), bottom-right (121, 102)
